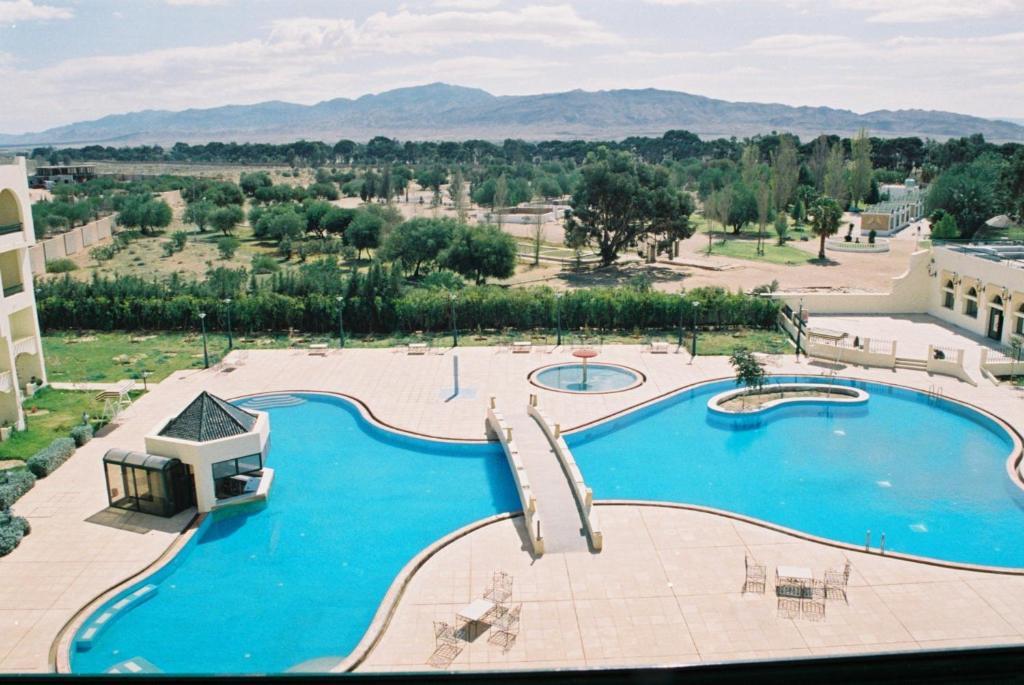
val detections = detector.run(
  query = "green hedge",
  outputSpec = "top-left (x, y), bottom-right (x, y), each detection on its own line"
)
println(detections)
top-left (26, 438), bottom-right (76, 478)
top-left (0, 469), bottom-right (35, 509)
top-left (0, 508), bottom-right (30, 557)
top-left (70, 424), bottom-right (94, 447)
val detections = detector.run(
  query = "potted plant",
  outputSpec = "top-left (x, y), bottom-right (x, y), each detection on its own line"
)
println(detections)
top-left (868, 229), bottom-right (877, 244)
top-left (0, 421), bottom-right (11, 442)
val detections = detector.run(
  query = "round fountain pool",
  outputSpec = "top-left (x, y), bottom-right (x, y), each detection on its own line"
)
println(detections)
top-left (530, 363), bottom-right (644, 393)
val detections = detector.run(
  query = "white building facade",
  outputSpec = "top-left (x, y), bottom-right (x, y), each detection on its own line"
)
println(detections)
top-left (0, 157), bottom-right (47, 430)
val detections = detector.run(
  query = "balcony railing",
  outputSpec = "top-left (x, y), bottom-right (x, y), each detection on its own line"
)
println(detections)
top-left (2, 283), bottom-right (23, 298)
top-left (12, 336), bottom-right (37, 357)
top-left (0, 223), bottom-right (22, 236)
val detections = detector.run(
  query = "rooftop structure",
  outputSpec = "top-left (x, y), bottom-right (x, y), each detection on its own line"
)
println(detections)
top-left (30, 164), bottom-right (96, 187)
top-left (157, 391), bottom-right (258, 442)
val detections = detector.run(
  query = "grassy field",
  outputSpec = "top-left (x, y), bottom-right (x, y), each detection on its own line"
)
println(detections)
top-left (0, 389), bottom-right (97, 461)
top-left (41, 328), bottom-right (791, 384)
top-left (694, 215), bottom-right (816, 265)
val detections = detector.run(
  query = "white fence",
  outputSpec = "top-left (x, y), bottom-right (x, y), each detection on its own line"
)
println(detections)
top-left (485, 398), bottom-right (544, 555)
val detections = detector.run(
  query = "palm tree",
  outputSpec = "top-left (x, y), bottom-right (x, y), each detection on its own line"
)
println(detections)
top-left (810, 196), bottom-right (843, 260)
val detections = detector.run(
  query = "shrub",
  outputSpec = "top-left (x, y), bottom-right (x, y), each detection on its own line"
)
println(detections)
top-left (90, 245), bottom-right (118, 262)
top-left (0, 469), bottom-right (36, 509)
top-left (45, 258), bottom-right (78, 273)
top-left (171, 230), bottom-right (189, 251)
top-left (26, 437), bottom-right (76, 478)
top-left (69, 424), bottom-right (94, 447)
top-left (420, 270), bottom-right (465, 291)
top-left (868, 229), bottom-right (877, 244)
top-left (250, 254), bottom-right (280, 274)
top-left (0, 509), bottom-right (30, 557)
top-left (217, 236), bottom-right (241, 260)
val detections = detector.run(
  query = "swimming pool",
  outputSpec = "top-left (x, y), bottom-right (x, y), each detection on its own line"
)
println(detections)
top-left (569, 376), bottom-right (1024, 569)
top-left (71, 393), bottom-right (519, 675)
top-left (531, 363), bottom-right (643, 393)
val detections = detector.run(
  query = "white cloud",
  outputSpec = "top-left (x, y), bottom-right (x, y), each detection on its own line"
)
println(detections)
top-left (639, 0), bottom-right (1022, 22)
top-left (164, 0), bottom-right (229, 5)
top-left (0, 0), bottom-right (72, 22)
top-left (432, 0), bottom-right (504, 8)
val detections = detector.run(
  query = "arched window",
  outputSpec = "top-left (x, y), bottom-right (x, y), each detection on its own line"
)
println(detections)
top-left (942, 279), bottom-right (955, 310)
top-left (964, 287), bottom-right (978, 318)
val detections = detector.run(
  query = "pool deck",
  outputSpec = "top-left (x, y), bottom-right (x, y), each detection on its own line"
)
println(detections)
top-left (1, 344), bottom-right (1022, 673)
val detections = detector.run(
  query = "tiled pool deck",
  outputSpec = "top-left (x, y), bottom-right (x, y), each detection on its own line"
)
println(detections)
top-left (1, 344), bottom-right (1022, 673)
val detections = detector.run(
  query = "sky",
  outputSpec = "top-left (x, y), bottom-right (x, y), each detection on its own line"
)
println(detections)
top-left (0, 0), bottom-right (1022, 133)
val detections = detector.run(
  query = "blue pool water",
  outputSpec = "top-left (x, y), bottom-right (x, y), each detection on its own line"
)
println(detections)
top-left (569, 376), bottom-right (1024, 568)
top-left (72, 393), bottom-right (519, 675)
top-left (533, 363), bottom-right (640, 393)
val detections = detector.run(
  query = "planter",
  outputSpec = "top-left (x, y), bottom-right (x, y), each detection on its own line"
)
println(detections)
top-left (0, 426), bottom-right (11, 442)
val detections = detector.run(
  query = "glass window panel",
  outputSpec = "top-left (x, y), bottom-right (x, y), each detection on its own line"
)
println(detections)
top-left (212, 459), bottom-right (238, 480)
top-left (237, 454), bottom-right (262, 473)
top-left (133, 467), bottom-right (153, 501)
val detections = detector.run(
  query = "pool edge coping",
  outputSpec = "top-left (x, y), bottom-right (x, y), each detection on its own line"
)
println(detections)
top-left (51, 512), bottom-right (206, 674)
top-left (527, 361), bottom-right (647, 395)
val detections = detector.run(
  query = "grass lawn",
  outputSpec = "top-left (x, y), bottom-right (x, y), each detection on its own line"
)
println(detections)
top-left (694, 215), bottom-right (815, 265)
top-left (42, 328), bottom-right (792, 385)
top-left (692, 329), bottom-right (790, 356)
top-left (0, 389), bottom-right (97, 461)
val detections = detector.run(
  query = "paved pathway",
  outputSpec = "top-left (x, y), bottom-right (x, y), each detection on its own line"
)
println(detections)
top-left (502, 406), bottom-right (589, 554)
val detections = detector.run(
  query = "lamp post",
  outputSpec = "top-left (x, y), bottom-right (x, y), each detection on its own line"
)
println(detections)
top-left (795, 298), bottom-right (805, 362)
top-left (690, 301), bottom-right (701, 361)
top-left (556, 292), bottom-right (563, 347)
top-left (336, 295), bottom-right (345, 348)
top-left (223, 298), bottom-right (233, 349)
top-left (677, 293), bottom-right (685, 347)
top-left (449, 292), bottom-right (459, 347)
top-left (199, 312), bottom-right (209, 369)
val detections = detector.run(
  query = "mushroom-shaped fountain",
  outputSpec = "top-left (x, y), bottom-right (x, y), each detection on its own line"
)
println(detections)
top-left (572, 347), bottom-right (599, 389)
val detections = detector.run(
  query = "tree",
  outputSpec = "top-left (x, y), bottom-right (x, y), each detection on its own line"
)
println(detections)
top-left (380, 217), bottom-right (457, 277)
top-left (449, 168), bottom-right (468, 223)
top-left (808, 135), bottom-right (831, 191)
top-left (823, 143), bottom-right (849, 208)
top-left (322, 207), bottom-right (355, 238)
top-left (347, 211), bottom-right (383, 260)
top-left (755, 175), bottom-right (771, 256)
top-left (441, 224), bottom-right (518, 284)
top-left (303, 200), bottom-right (333, 237)
top-left (849, 129), bottom-right (873, 208)
top-left (253, 204), bottom-right (304, 242)
top-left (927, 153), bottom-right (1006, 238)
top-left (493, 173), bottom-right (509, 229)
top-left (416, 166), bottom-right (447, 206)
top-left (183, 200), bottom-right (214, 233)
top-left (566, 148), bottom-right (693, 266)
top-left (774, 212), bottom-right (789, 246)
top-left (117, 195), bottom-right (172, 235)
top-left (239, 171), bottom-right (272, 197)
top-left (530, 211), bottom-right (545, 266)
top-left (217, 236), bottom-right (240, 260)
top-left (706, 188), bottom-right (732, 255)
top-left (931, 213), bottom-right (960, 239)
top-left (999, 148), bottom-right (1024, 221)
top-left (729, 347), bottom-right (766, 409)
top-left (208, 205), bottom-right (244, 236)
top-left (810, 196), bottom-right (843, 260)
top-left (771, 135), bottom-right (799, 212)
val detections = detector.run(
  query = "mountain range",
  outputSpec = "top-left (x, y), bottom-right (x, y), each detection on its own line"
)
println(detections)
top-left (2, 83), bottom-right (1023, 147)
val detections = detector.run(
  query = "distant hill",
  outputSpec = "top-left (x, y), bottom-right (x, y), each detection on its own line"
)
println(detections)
top-left (2, 83), bottom-right (1023, 146)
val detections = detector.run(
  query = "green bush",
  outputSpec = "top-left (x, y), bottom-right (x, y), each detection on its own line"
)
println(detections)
top-left (0, 509), bottom-right (30, 557)
top-left (69, 424), bottom-right (93, 447)
top-left (250, 254), bottom-right (280, 274)
top-left (45, 258), bottom-right (78, 273)
top-left (0, 469), bottom-right (36, 509)
top-left (90, 245), bottom-right (118, 262)
top-left (26, 437), bottom-right (76, 478)
top-left (217, 236), bottom-right (241, 260)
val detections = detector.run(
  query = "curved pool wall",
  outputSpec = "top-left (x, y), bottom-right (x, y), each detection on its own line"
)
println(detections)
top-left (71, 393), bottom-right (520, 675)
top-left (531, 363), bottom-right (643, 393)
top-left (568, 376), bottom-right (1024, 569)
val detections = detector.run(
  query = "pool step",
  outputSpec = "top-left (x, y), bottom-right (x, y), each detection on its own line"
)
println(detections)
top-left (241, 395), bottom-right (306, 409)
top-left (107, 657), bottom-right (162, 674)
top-left (76, 584), bottom-right (158, 652)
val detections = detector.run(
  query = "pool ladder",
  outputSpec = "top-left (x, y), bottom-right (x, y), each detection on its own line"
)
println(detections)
top-left (864, 530), bottom-right (887, 555)
top-left (926, 384), bottom-right (944, 401)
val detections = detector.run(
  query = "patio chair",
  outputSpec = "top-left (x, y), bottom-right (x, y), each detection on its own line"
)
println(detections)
top-left (433, 620), bottom-right (460, 647)
top-left (488, 603), bottom-right (522, 653)
top-left (824, 561), bottom-right (852, 603)
top-left (426, 643), bottom-right (462, 669)
top-left (484, 571), bottom-right (513, 605)
top-left (649, 339), bottom-right (670, 354)
top-left (776, 596), bottom-right (801, 619)
top-left (743, 554), bottom-right (767, 594)
top-left (801, 596), bottom-right (826, 621)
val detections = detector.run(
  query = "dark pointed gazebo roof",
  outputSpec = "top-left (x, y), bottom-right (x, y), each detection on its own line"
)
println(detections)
top-left (158, 391), bottom-right (257, 443)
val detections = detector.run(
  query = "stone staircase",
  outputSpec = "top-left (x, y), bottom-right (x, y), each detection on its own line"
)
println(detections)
top-left (894, 357), bottom-right (928, 371)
